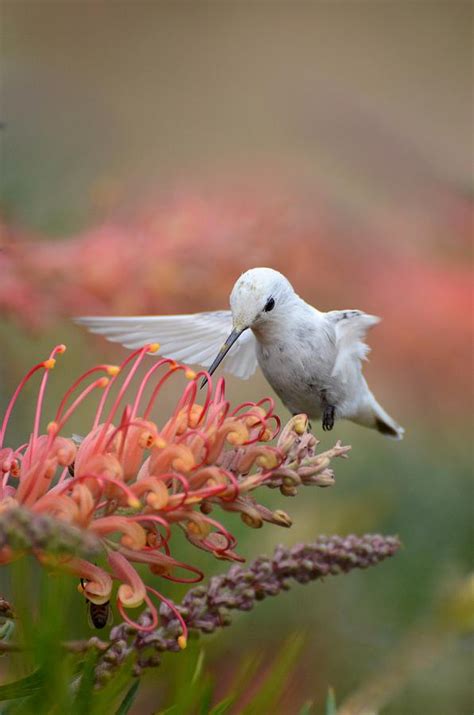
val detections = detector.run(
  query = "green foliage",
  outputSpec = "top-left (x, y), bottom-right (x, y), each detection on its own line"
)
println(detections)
top-left (0, 549), bottom-right (349, 714)
top-left (155, 634), bottom-right (306, 715)
top-left (297, 703), bottom-right (315, 715)
top-left (0, 559), bottom-right (134, 715)
top-left (71, 650), bottom-right (100, 715)
top-left (240, 633), bottom-right (304, 715)
top-left (0, 669), bottom-right (45, 701)
top-left (114, 680), bottom-right (141, 715)
top-left (324, 688), bottom-right (337, 715)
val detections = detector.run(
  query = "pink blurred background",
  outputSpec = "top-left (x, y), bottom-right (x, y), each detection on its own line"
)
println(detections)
top-left (0, 2), bottom-right (472, 713)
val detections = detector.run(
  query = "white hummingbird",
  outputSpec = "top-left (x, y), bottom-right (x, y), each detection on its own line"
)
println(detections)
top-left (75, 267), bottom-right (404, 439)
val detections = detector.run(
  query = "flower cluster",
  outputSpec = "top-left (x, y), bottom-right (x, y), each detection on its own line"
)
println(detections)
top-left (0, 344), bottom-right (349, 644)
top-left (74, 534), bottom-right (401, 683)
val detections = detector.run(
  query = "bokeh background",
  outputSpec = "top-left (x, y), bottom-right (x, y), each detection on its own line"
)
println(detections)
top-left (0, 2), bottom-right (472, 713)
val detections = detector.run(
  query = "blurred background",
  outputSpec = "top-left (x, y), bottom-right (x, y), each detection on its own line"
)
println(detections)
top-left (0, 2), bottom-right (472, 713)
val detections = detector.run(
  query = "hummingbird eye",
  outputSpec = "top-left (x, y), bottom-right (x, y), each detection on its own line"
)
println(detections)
top-left (264, 297), bottom-right (275, 312)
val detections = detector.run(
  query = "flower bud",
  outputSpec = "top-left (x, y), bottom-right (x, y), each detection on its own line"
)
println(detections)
top-left (271, 509), bottom-right (292, 527)
top-left (241, 511), bottom-right (264, 529)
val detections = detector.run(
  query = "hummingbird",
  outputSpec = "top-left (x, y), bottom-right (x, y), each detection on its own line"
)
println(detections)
top-left (76, 267), bottom-right (404, 439)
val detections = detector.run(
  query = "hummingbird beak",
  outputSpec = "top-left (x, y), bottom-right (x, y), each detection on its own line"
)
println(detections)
top-left (201, 327), bottom-right (245, 388)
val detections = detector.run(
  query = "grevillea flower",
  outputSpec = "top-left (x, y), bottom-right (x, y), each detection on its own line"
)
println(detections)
top-left (66, 534), bottom-right (400, 684)
top-left (0, 343), bottom-right (349, 644)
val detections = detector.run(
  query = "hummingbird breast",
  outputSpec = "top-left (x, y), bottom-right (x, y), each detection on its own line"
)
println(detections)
top-left (254, 319), bottom-right (336, 418)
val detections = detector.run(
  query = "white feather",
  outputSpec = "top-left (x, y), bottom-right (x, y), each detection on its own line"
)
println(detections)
top-left (329, 310), bottom-right (381, 379)
top-left (75, 267), bottom-right (404, 439)
top-left (74, 311), bottom-right (259, 379)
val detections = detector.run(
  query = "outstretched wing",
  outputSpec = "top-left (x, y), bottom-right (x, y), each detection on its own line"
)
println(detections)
top-left (74, 311), bottom-right (259, 379)
top-left (326, 310), bottom-right (381, 378)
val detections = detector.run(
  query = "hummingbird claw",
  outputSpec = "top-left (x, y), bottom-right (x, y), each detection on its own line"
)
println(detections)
top-left (322, 404), bottom-right (335, 431)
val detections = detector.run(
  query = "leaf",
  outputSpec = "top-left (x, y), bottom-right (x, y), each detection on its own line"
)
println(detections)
top-left (88, 657), bottom-right (136, 715)
top-left (209, 696), bottom-right (234, 715)
top-left (229, 653), bottom-right (263, 699)
top-left (0, 619), bottom-right (15, 644)
top-left (197, 678), bottom-right (215, 715)
top-left (325, 688), bottom-right (337, 715)
top-left (297, 701), bottom-right (314, 715)
top-left (72, 650), bottom-right (100, 715)
top-left (0, 696), bottom-right (38, 715)
top-left (191, 649), bottom-right (205, 686)
top-left (241, 633), bottom-right (305, 715)
top-left (206, 653), bottom-right (263, 715)
top-left (115, 680), bottom-right (140, 715)
top-left (0, 669), bottom-right (44, 701)
top-left (157, 645), bottom-right (213, 715)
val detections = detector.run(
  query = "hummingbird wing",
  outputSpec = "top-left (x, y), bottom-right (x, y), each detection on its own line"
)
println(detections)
top-left (327, 310), bottom-right (381, 378)
top-left (74, 311), bottom-right (259, 379)
top-left (326, 310), bottom-right (404, 439)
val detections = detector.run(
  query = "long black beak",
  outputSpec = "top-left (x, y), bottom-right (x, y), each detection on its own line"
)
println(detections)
top-left (201, 327), bottom-right (244, 388)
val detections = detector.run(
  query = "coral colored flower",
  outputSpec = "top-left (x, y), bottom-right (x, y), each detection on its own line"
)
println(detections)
top-left (0, 343), bottom-right (348, 640)
top-left (0, 343), bottom-right (349, 638)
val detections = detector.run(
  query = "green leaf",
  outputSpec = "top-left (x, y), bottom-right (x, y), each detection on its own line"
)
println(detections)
top-left (297, 701), bottom-right (314, 715)
top-left (207, 653), bottom-right (262, 715)
top-left (0, 669), bottom-right (44, 701)
top-left (72, 650), bottom-right (100, 715)
top-left (229, 653), bottom-right (263, 699)
top-left (191, 649), bottom-right (205, 686)
top-left (325, 688), bottom-right (337, 715)
top-left (197, 678), bottom-right (215, 715)
top-left (157, 645), bottom-right (217, 715)
top-left (209, 696), bottom-right (234, 715)
top-left (241, 633), bottom-right (305, 715)
top-left (0, 619), bottom-right (15, 644)
top-left (88, 657), bottom-right (136, 715)
top-left (115, 680), bottom-right (140, 715)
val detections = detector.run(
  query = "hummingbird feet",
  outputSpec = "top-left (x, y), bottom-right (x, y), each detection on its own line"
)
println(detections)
top-left (321, 392), bottom-right (335, 431)
top-left (322, 405), bottom-right (335, 431)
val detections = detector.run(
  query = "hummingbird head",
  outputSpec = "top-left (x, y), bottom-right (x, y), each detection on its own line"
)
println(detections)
top-left (229, 267), bottom-right (295, 332)
top-left (203, 268), bottom-right (296, 384)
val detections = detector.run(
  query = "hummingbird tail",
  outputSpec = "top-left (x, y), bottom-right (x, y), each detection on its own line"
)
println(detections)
top-left (371, 399), bottom-right (405, 440)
